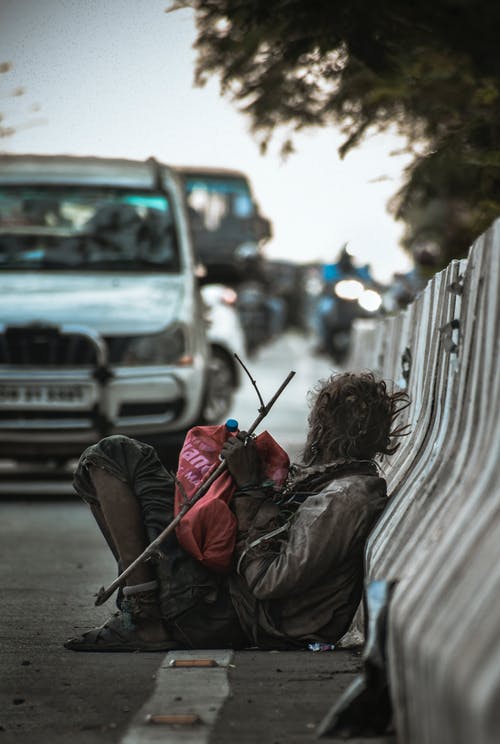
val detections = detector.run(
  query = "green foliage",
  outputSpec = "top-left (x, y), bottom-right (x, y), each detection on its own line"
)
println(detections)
top-left (0, 63), bottom-right (44, 142)
top-left (173, 0), bottom-right (500, 270)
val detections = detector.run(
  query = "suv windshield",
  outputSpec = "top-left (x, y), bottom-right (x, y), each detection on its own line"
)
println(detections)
top-left (0, 186), bottom-right (180, 271)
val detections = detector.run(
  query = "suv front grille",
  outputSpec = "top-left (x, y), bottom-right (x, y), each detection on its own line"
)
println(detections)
top-left (118, 400), bottom-right (184, 418)
top-left (0, 326), bottom-right (98, 367)
top-left (0, 409), bottom-right (93, 422)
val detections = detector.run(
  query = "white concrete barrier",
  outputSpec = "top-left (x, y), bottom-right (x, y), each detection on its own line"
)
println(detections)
top-left (346, 220), bottom-right (500, 744)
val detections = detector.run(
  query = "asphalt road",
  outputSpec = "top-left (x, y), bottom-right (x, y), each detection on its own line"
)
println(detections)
top-left (0, 333), bottom-right (393, 743)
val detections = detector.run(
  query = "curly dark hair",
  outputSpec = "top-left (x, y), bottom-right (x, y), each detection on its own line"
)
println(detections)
top-left (302, 371), bottom-right (410, 464)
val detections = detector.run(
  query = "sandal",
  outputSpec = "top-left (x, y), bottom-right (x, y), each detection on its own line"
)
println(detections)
top-left (64, 611), bottom-right (180, 652)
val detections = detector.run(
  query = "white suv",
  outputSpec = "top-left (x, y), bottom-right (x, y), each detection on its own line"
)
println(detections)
top-left (0, 154), bottom-right (210, 465)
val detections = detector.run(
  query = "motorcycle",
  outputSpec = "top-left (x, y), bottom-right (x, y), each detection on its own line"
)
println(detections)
top-left (319, 278), bottom-right (383, 363)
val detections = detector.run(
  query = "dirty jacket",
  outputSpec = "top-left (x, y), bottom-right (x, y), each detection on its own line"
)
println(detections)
top-left (228, 463), bottom-right (387, 648)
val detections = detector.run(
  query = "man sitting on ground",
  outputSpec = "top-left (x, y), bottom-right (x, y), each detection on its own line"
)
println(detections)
top-left (64, 371), bottom-right (408, 652)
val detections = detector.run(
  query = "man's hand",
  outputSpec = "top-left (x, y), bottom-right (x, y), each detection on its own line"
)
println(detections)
top-left (221, 432), bottom-right (262, 488)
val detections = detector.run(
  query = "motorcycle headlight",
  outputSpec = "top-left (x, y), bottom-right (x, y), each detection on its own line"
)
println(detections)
top-left (334, 279), bottom-right (364, 301)
top-left (358, 289), bottom-right (382, 313)
top-left (118, 326), bottom-right (191, 366)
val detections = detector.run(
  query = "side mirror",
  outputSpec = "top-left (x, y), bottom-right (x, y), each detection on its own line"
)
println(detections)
top-left (254, 215), bottom-right (272, 242)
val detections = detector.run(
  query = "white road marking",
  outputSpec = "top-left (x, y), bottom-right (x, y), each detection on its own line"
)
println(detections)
top-left (121, 649), bottom-right (233, 744)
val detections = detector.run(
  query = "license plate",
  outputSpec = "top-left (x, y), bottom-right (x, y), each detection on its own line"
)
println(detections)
top-left (0, 384), bottom-right (91, 407)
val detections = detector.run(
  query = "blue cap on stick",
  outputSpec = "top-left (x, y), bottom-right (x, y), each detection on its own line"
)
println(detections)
top-left (225, 418), bottom-right (239, 432)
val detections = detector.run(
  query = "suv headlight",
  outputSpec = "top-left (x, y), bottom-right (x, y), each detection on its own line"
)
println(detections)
top-left (113, 326), bottom-right (191, 366)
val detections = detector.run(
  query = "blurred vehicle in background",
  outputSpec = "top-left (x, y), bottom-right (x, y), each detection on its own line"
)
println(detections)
top-left (382, 268), bottom-right (427, 312)
top-left (300, 263), bottom-right (325, 335)
top-left (176, 166), bottom-right (272, 286)
top-left (235, 280), bottom-right (275, 356)
top-left (321, 276), bottom-right (383, 362)
top-left (200, 283), bottom-right (245, 423)
top-left (315, 246), bottom-right (383, 363)
top-left (177, 166), bottom-right (282, 357)
top-left (0, 154), bottom-right (211, 467)
top-left (263, 259), bottom-right (305, 331)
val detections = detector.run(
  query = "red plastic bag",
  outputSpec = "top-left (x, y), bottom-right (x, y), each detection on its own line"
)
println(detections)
top-left (174, 424), bottom-right (289, 573)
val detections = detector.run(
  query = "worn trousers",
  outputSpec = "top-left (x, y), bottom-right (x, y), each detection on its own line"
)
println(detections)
top-left (73, 435), bottom-right (248, 648)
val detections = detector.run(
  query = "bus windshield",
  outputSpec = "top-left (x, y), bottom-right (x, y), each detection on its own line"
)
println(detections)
top-left (185, 175), bottom-right (254, 229)
top-left (184, 175), bottom-right (260, 254)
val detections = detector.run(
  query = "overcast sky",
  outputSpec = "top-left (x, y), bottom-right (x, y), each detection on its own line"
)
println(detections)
top-left (0, 0), bottom-right (414, 281)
